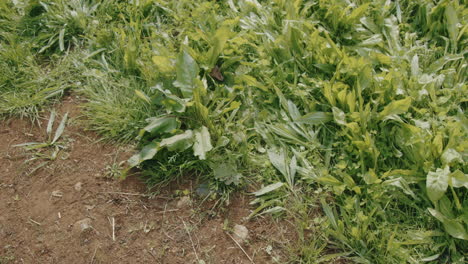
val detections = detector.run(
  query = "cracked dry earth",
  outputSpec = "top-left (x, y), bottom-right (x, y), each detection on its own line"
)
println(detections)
top-left (0, 95), bottom-right (295, 264)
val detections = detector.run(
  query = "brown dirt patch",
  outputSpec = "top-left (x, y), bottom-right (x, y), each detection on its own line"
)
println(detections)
top-left (0, 96), bottom-right (295, 264)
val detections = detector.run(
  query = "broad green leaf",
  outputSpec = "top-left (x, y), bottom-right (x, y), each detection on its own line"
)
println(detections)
top-left (450, 170), bottom-right (468, 189)
top-left (152, 85), bottom-right (187, 113)
top-left (267, 149), bottom-right (288, 177)
top-left (52, 112), bottom-right (68, 144)
top-left (152, 56), bottom-right (174, 73)
top-left (128, 142), bottom-right (158, 167)
top-left (142, 116), bottom-right (180, 135)
top-left (193, 126), bottom-right (213, 160)
top-left (332, 107), bottom-right (346, 125)
top-left (252, 182), bottom-right (284, 196)
top-left (207, 27), bottom-right (232, 67)
top-left (426, 166), bottom-right (450, 204)
top-left (213, 163), bottom-right (242, 185)
top-left (154, 93), bottom-right (186, 113)
top-left (173, 50), bottom-right (199, 98)
top-left (383, 177), bottom-right (416, 198)
top-left (379, 97), bottom-right (411, 120)
top-left (428, 208), bottom-right (468, 240)
top-left (363, 169), bottom-right (381, 184)
top-left (441, 148), bottom-right (462, 165)
top-left (160, 130), bottom-right (194, 151)
top-left (317, 175), bottom-right (343, 186)
top-left (295, 112), bottom-right (332, 125)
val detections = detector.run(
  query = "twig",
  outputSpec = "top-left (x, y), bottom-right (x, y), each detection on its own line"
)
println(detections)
top-left (108, 217), bottom-right (116, 241)
top-left (28, 218), bottom-right (42, 226)
top-left (112, 217), bottom-right (115, 241)
top-left (182, 220), bottom-right (200, 262)
top-left (90, 246), bottom-right (98, 264)
top-left (226, 232), bottom-right (255, 264)
top-left (148, 249), bottom-right (158, 260)
top-left (155, 209), bottom-right (179, 214)
top-left (163, 229), bottom-right (175, 241)
top-left (101, 191), bottom-right (146, 196)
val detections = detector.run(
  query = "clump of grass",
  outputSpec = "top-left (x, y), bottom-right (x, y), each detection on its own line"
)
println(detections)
top-left (0, 47), bottom-right (83, 119)
top-left (79, 71), bottom-right (160, 143)
top-left (0, 1), bottom-right (87, 119)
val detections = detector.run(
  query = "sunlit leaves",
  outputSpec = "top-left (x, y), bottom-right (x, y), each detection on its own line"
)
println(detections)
top-left (253, 182), bottom-right (284, 196)
top-left (173, 50), bottom-right (199, 98)
top-left (142, 116), bottom-right (180, 135)
top-left (426, 166), bottom-right (450, 204)
top-left (296, 112), bottom-right (332, 125)
top-left (332, 107), bottom-right (346, 126)
top-left (160, 130), bottom-right (194, 151)
top-left (193, 126), bottom-right (213, 160)
top-left (441, 149), bottom-right (463, 165)
top-left (428, 208), bottom-right (468, 240)
top-left (379, 97), bottom-right (412, 120)
top-left (213, 163), bottom-right (242, 186)
top-left (128, 142), bottom-right (158, 167)
top-left (152, 56), bottom-right (174, 73)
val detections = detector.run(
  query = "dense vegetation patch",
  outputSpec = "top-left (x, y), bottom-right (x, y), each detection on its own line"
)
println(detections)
top-left (1, 0), bottom-right (466, 263)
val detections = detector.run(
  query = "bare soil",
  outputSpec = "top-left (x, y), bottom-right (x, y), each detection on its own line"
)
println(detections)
top-left (0, 96), bottom-right (296, 264)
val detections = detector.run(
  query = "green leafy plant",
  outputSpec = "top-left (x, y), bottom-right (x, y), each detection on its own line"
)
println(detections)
top-left (14, 111), bottom-right (69, 173)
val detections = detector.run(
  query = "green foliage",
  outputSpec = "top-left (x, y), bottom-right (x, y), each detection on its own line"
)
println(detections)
top-left (0, 1), bottom-right (86, 118)
top-left (1, 0), bottom-right (467, 263)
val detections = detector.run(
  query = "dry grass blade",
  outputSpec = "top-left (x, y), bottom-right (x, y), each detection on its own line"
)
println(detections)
top-left (226, 232), bottom-right (255, 264)
top-left (182, 220), bottom-right (200, 262)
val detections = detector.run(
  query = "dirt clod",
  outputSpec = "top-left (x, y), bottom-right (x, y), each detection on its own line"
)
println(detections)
top-left (74, 182), bottom-right (82, 192)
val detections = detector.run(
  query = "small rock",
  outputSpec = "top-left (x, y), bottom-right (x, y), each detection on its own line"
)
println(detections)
top-left (176, 196), bottom-right (191, 208)
top-left (74, 182), bottom-right (83, 192)
top-left (195, 183), bottom-right (210, 197)
top-left (233, 224), bottom-right (249, 243)
top-left (73, 218), bottom-right (92, 233)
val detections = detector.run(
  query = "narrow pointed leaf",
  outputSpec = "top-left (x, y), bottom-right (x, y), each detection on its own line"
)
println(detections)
top-left (253, 182), bottom-right (284, 196)
top-left (46, 111), bottom-right (56, 137)
top-left (52, 112), bottom-right (68, 144)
